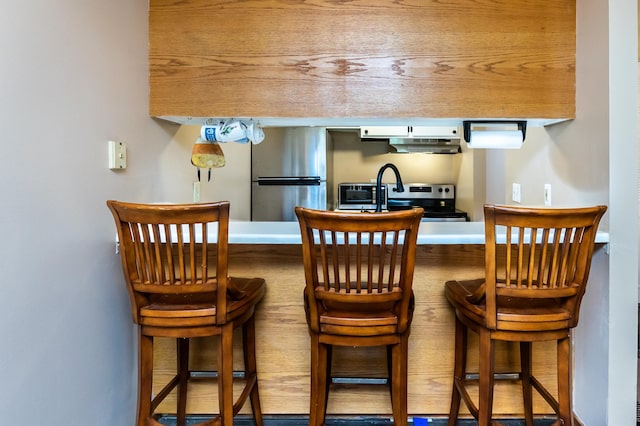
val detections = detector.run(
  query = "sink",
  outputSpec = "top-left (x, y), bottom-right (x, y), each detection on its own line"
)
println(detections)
top-left (386, 199), bottom-right (418, 211)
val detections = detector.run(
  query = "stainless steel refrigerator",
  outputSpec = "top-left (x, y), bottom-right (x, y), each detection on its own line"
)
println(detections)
top-left (251, 127), bottom-right (333, 221)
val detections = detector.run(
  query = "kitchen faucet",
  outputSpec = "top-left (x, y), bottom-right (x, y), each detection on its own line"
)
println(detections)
top-left (375, 163), bottom-right (404, 212)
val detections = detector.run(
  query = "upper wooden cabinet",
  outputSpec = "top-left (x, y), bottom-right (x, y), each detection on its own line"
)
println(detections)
top-left (149, 0), bottom-right (575, 121)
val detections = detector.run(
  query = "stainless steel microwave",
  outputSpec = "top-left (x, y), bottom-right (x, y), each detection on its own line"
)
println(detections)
top-left (337, 183), bottom-right (386, 211)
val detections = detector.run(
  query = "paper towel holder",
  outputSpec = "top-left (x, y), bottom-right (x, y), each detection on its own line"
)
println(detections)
top-left (463, 120), bottom-right (527, 149)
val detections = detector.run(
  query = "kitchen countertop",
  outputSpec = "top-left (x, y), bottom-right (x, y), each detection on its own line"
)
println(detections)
top-left (229, 221), bottom-right (610, 245)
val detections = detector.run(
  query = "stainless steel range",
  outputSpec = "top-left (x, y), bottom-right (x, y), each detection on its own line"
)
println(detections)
top-left (386, 183), bottom-right (469, 222)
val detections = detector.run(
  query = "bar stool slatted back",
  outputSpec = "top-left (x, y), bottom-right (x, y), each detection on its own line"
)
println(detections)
top-left (295, 206), bottom-right (423, 426)
top-left (444, 204), bottom-right (606, 426)
top-left (107, 200), bottom-right (265, 426)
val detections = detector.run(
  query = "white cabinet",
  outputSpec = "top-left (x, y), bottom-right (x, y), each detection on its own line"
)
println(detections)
top-left (360, 126), bottom-right (460, 139)
top-left (411, 126), bottom-right (460, 139)
top-left (360, 126), bottom-right (409, 138)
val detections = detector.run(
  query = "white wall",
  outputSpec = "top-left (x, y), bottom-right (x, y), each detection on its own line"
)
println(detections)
top-left (604, 0), bottom-right (639, 424)
top-left (1, 2), bottom-right (174, 424)
top-left (572, 2), bottom-right (612, 423)
top-left (502, 126), bottom-right (609, 209)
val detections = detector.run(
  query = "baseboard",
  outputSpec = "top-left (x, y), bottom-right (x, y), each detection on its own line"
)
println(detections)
top-left (157, 414), bottom-right (558, 425)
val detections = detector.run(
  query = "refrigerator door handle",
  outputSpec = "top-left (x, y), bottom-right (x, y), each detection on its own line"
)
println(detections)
top-left (256, 177), bottom-right (321, 186)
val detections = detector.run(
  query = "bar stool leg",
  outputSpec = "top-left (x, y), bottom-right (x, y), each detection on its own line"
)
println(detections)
top-left (309, 333), bottom-right (320, 426)
top-left (218, 323), bottom-right (234, 426)
top-left (243, 315), bottom-right (264, 426)
top-left (176, 338), bottom-right (189, 426)
top-left (309, 333), bottom-right (329, 426)
top-left (391, 337), bottom-right (409, 426)
top-left (448, 316), bottom-right (467, 426)
top-left (520, 341), bottom-right (533, 426)
top-left (137, 333), bottom-right (154, 426)
top-left (557, 336), bottom-right (574, 426)
top-left (317, 341), bottom-right (331, 426)
top-left (324, 344), bottom-right (332, 421)
top-left (477, 329), bottom-right (495, 426)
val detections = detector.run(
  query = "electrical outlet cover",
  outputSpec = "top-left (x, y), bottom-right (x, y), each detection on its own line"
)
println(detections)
top-left (544, 184), bottom-right (552, 206)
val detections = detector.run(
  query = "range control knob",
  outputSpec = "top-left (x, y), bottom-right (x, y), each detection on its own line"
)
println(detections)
top-left (445, 187), bottom-right (450, 193)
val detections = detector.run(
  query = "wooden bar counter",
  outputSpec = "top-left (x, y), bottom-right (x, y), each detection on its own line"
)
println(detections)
top-left (152, 222), bottom-right (609, 418)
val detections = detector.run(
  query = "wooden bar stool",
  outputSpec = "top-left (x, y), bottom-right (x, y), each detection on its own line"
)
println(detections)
top-left (295, 206), bottom-right (423, 426)
top-left (444, 204), bottom-right (606, 426)
top-left (107, 200), bottom-right (266, 426)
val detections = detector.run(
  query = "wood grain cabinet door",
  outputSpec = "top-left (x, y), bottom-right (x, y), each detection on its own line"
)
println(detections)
top-left (149, 0), bottom-right (575, 121)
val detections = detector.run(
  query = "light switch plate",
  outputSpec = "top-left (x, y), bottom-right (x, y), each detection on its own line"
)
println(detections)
top-left (512, 183), bottom-right (521, 203)
top-left (108, 140), bottom-right (127, 170)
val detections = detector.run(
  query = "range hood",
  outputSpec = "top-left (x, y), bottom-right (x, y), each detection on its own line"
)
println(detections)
top-left (360, 126), bottom-right (461, 154)
top-left (387, 137), bottom-right (461, 154)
